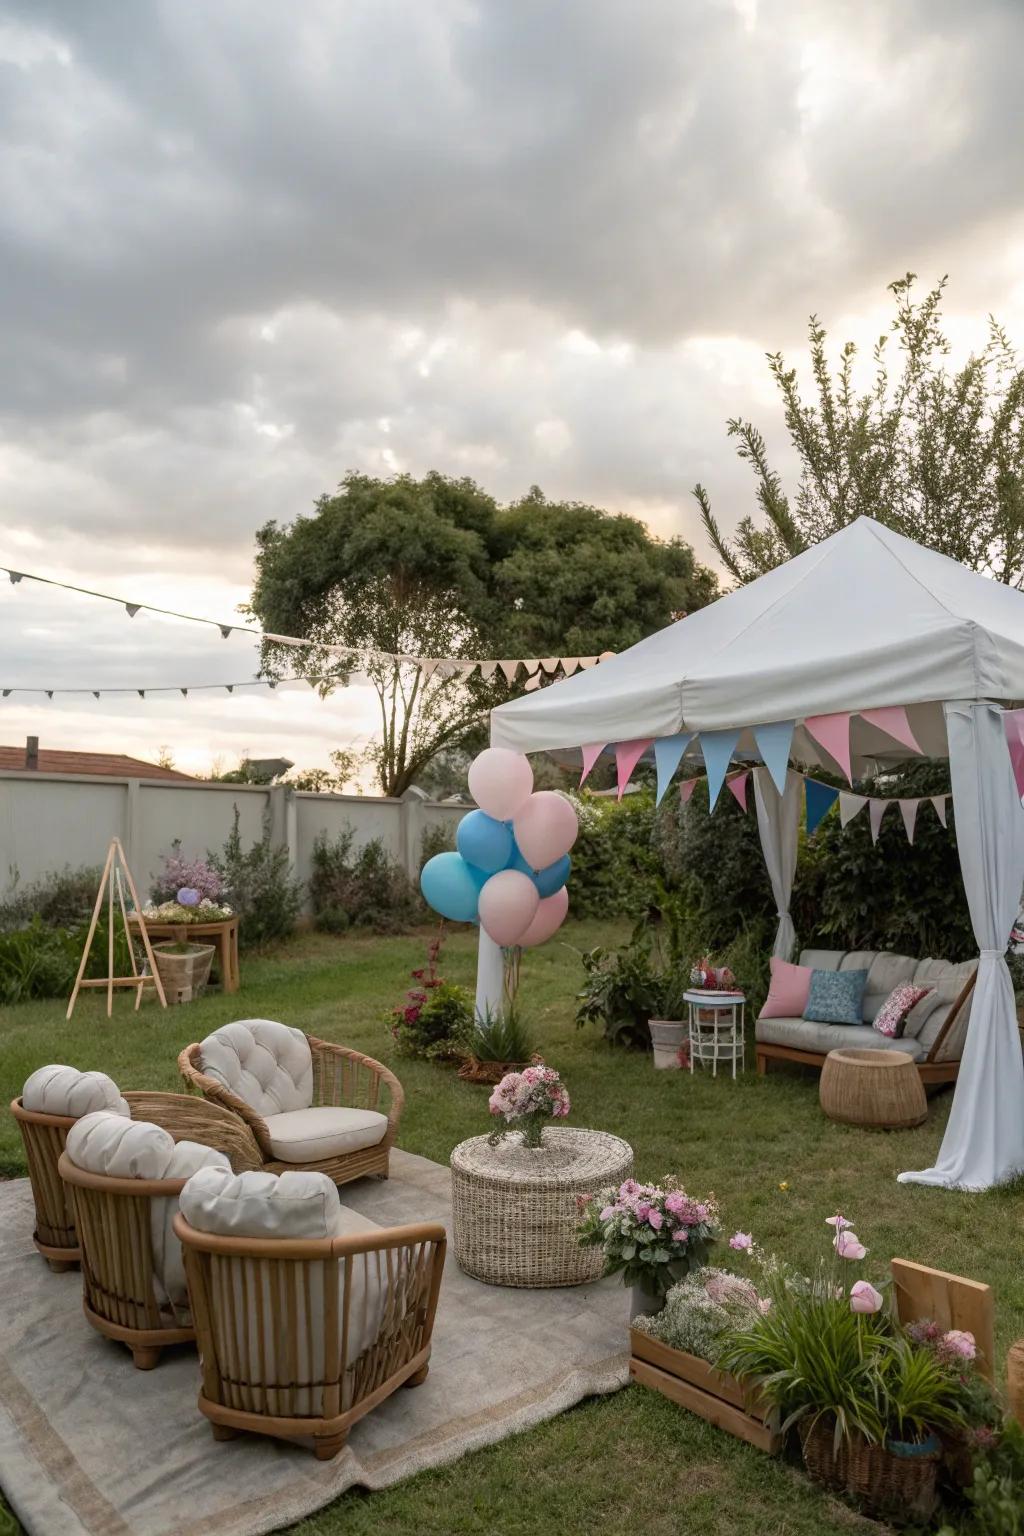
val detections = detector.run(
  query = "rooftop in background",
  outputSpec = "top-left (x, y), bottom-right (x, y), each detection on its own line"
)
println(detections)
top-left (0, 736), bottom-right (195, 782)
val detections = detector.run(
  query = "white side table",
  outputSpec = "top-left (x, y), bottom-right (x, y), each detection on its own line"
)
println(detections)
top-left (684, 990), bottom-right (746, 1079)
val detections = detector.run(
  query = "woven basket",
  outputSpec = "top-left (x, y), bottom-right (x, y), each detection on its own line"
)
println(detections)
top-left (151, 942), bottom-right (215, 1005)
top-left (456, 1055), bottom-right (532, 1085)
top-left (800, 1417), bottom-right (939, 1518)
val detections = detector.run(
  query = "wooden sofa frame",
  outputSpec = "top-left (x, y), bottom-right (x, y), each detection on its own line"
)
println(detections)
top-left (755, 968), bottom-right (977, 1088)
top-left (174, 1212), bottom-right (446, 1459)
top-left (178, 1035), bottom-right (404, 1185)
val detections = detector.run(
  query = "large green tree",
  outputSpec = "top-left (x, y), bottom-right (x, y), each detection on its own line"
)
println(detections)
top-left (248, 473), bottom-right (716, 796)
top-left (696, 274), bottom-right (1024, 585)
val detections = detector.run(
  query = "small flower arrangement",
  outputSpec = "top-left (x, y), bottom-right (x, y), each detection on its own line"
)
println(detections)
top-left (577, 1177), bottom-right (720, 1301)
top-left (688, 957), bottom-right (738, 991)
top-left (487, 1064), bottom-right (570, 1148)
top-left (140, 896), bottom-right (233, 924)
top-left (632, 1265), bottom-right (769, 1360)
top-left (151, 842), bottom-right (226, 905)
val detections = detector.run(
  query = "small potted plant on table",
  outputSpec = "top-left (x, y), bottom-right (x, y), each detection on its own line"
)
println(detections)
top-left (576, 1178), bottom-right (720, 1318)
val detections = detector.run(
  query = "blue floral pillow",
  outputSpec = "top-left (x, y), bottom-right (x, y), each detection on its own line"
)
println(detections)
top-left (803, 968), bottom-right (869, 1026)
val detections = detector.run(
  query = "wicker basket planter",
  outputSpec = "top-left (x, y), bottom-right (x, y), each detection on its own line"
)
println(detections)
top-left (456, 1056), bottom-right (531, 1085)
top-left (800, 1416), bottom-right (940, 1519)
top-left (151, 941), bottom-right (215, 1005)
top-left (629, 1330), bottom-right (782, 1453)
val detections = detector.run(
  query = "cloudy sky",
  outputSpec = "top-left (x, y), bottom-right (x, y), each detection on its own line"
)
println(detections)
top-left (1, 0), bottom-right (1023, 776)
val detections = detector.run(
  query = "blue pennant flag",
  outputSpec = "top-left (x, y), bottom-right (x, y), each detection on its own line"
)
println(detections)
top-left (700, 729), bottom-right (741, 811)
top-left (654, 733), bottom-right (694, 805)
top-left (805, 778), bottom-right (839, 836)
top-left (753, 720), bottom-right (795, 796)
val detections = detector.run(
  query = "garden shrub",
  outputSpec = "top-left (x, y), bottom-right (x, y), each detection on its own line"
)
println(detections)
top-left (385, 933), bottom-right (474, 1059)
top-left (654, 779), bottom-right (776, 948)
top-left (0, 864), bottom-right (102, 933)
top-left (0, 913), bottom-right (133, 1005)
top-left (210, 806), bottom-right (302, 950)
top-left (567, 791), bottom-right (660, 919)
top-left (310, 828), bottom-right (420, 934)
top-left (419, 820), bottom-right (456, 869)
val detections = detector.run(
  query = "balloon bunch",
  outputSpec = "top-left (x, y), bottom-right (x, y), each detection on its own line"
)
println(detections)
top-left (420, 749), bottom-right (577, 948)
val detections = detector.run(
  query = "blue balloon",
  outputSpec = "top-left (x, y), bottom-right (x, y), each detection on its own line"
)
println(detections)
top-left (535, 854), bottom-right (571, 898)
top-left (420, 852), bottom-right (481, 923)
top-left (507, 844), bottom-right (535, 878)
top-left (456, 809), bottom-right (514, 875)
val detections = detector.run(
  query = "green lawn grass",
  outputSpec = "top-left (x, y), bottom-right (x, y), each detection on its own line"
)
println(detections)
top-left (2, 920), bottom-right (1021, 1535)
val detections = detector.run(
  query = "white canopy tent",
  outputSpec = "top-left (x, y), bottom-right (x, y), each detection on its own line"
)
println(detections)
top-left (485, 517), bottom-right (1024, 1192)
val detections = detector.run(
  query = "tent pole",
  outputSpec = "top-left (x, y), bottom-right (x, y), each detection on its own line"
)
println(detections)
top-left (474, 929), bottom-right (504, 1024)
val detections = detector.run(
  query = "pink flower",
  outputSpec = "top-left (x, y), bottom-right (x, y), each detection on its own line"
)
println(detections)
top-left (941, 1329), bottom-right (976, 1361)
top-left (636, 1203), bottom-right (651, 1221)
top-left (695, 1203), bottom-right (709, 1222)
top-left (834, 1230), bottom-right (867, 1260)
top-left (620, 1180), bottom-right (640, 1198)
top-left (599, 1206), bottom-right (617, 1222)
top-left (729, 1232), bottom-right (753, 1252)
top-left (664, 1192), bottom-right (685, 1216)
top-left (826, 1213), bottom-right (851, 1231)
top-left (850, 1281), bottom-right (883, 1314)
top-left (671, 1227), bottom-right (688, 1242)
top-left (647, 1209), bottom-right (663, 1231)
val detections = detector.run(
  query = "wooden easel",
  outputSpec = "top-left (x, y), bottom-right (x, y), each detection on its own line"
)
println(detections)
top-left (66, 837), bottom-right (168, 1019)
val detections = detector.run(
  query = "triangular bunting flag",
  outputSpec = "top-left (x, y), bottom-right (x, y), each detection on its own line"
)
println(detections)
top-left (539, 657), bottom-right (559, 674)
top-left (523, 660), bottom-right (539, 676)
top-left (499, 660), bottom-right (520, 683)
top-left (480, 661), bottom-right (497, 679)
top-left (577, 657), bottom-right (598, 670)
top-left (860, 706), bottom-right (923, 756)
top-left (524, 673), bottom-right (542, 693)
top-left (219, 625), bottom-right (232, 639)
top-left (615, 739), bottom-right (654, 800)
top-left (726, 771), bottom-right (749, 812)
top-left (752, 720), bottom-right (795, 796)
top-left (700, 730), bottom-right (741, 811)
top-left (869, 798), bottom-right (891, 844)
top-left (803, 712), bottom-right (853, 784)
top-left (899, 799), bottom-right (920, 844)
top-left (679, 778), bottom-right (699, 805)
top-left (560, 657), bottom-right (579, 675)
top-left (839, 792), bottom-right (868, 828)
top-left (125, 603), bottom-right (140, 618)
top-left (653, 733), bottom-right (693, 805)
top-left (420, 659), bottom-right (440, 679)
top-left (805, 779), bottom-right (839, 835)
top-left (92, 691), bottom-right (100, 700)
top-left (930, 795), bottom-right (947, 828)
top-left (579, 742), bottom-right (607, 786)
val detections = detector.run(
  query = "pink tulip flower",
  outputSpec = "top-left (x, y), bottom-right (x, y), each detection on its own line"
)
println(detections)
top-left (825, 1213), bottom-right (851, 1231)
top-left (729, 1232), bottom-right (754, 1251)
top-left (834, 1230), bottom-right (867, 1260)
top-left (850, 1280), bottom-right (883, 1314)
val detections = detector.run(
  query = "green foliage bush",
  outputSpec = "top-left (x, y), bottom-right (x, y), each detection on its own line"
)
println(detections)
top-left (211, 807), bottom-right (302, 950)
top-left (0, 914), bottom-right (133, 1005)
top-left (419, 820), bottom-right (456, 869)
top-left (310, 828), bottom-right (420, 934)
top-left (567, 792), bottom-right (660, 920)
top-left (654, 779), bottom-right (776, 947)
top-left (0, 864), bottom-right (101, 933)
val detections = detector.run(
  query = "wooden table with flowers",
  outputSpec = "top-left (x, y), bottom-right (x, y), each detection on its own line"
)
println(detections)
top-left (127, 913), bottom-right (240, 993)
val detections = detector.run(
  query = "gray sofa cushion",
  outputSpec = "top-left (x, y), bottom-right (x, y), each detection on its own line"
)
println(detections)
top-left (798, 949), bottom-right (845, 972)
top-left (861, 953), bottom-right (918, 1023)
top-left (755, 1015), bottom-right (926, 1061)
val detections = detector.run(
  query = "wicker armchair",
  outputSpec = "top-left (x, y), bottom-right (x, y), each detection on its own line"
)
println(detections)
top-left (12, 1071), bottom-right (262, 1271)
top-left (178, 1020), bottom-right (404, 1185)
top-left (58, 1111), bottom-right (231, 1369)
top-left (174, 1165), bottom-right (446, 1459)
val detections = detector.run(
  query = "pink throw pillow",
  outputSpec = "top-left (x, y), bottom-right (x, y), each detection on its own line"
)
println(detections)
top-left (759, 958), bottom-right (813, 1019)
top-left (873, 983), bottom-right (932, 1039)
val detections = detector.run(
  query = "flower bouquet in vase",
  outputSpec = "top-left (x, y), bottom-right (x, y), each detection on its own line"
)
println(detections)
top-left (487, 1064), bottom-right (570, 1149)
top-left (577, 1177), bottom-right (720, 1318)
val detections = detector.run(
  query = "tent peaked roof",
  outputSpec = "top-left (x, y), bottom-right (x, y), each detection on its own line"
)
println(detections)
top-left (490, 517), bottom-right (1024, 753)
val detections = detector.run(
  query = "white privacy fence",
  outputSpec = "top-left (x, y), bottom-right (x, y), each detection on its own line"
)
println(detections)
top-left (0, 772), bottom-right (467, 909)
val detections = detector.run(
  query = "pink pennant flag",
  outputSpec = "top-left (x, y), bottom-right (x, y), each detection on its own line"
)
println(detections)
top-left (726, 771), bottom-right (749, 812)
top-left (1003, 709), bottom-right (1024, 799)
top-left (679, 778), bottom-right (699, 805)
top-left (616, 739), bottom-right (654, 800)
top-left (803, 712), bottom-right (853, 784)
top-left (560, 657), bottom-right (580, 675)
top-left (860, 706), bottom-right (923, 756)
top-left (579, 742), bottom-right (607, 787)
top-left (899, 799), bottom-right (920, 845)
top-left (524, 673), bottom-right (542, 692)
top-left (931, 795), bottom-right (948, 828)
top-left (480, 661), bottom-right (498, 679)
top-left (868, 798), bottom-right (891, 845)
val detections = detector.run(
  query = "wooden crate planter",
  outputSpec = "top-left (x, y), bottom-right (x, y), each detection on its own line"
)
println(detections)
top-left (629, 1329), bottom-right (782, 1454)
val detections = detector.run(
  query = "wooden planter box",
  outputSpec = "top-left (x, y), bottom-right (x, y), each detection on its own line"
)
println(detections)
top-left (629, 1328), bottom-right (782, 1454)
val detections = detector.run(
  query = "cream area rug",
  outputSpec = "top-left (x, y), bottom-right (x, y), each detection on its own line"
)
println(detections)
top-left (0, 1150), bottom-right (629, 1536)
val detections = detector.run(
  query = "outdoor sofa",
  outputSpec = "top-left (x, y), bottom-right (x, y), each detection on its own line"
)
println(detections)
top-left (755, 948), bottom-right (977, 1087)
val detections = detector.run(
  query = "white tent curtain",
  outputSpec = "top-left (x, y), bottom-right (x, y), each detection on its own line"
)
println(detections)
top-left (753, 767), bottom-right (802, 962)
top-left (899, 701), bottom-right (1024, 1190)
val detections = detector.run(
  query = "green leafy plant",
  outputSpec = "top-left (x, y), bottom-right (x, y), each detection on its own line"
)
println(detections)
top-left (0, 864), bottom-right (102, 933)
top-left (386, 932), bottom-right (474, 1060)
top-left (573, 925), bottom-right (662, 1049)
top-left (469, 1000), bottom-right (535, 1063)
top-left (310, 827), bottom-right (419, 934)
top-left (210, 807), bottom-right (302, 950)
top-left (577, 1177), bottom-right (720, 1300)
top-left (944, 1418), bottom-right (1024, 1536)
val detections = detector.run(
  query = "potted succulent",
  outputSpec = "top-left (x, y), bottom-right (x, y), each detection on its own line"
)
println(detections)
top-left (576, 1177), bottom-right (720, 1318)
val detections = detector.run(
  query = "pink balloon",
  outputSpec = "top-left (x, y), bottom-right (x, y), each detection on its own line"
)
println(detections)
top-left (467, 748), bottom-right (534, 821)
top-left (519, 886), bottom-right (569, 948)
top-left (477, 869), bottom-right (540, 946)
top-left (513, 791), bottom-right (579, 869)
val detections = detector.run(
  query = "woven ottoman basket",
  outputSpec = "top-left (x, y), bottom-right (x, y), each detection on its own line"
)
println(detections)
top-left (450, 1126), bottom-right (633, 1288)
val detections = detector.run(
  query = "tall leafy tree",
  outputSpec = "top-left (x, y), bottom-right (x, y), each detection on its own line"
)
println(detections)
top-left (696, 274), bottom-right (1024, 585)
top-left (248, 473), bottom-right (716, 795)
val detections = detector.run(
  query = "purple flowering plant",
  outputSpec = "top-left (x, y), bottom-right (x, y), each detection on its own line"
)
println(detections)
top-left (577, 1177), bottom-right (720, 1300)
top-left (151, 841), bottom-right (226, 904)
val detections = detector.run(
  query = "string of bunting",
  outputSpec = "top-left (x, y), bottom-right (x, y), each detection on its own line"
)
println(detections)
top-left (0, 675), bottom-right (341, 700)
top-left (0, 565), bottom-right (612, 683)
top-left (583, 706), bottom-right (949, 847)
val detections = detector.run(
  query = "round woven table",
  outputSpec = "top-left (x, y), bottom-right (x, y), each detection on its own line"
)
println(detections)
top-left (450, 1127), bottom-right (634, 1288)
top-left (819, 1047), bottom-right (928, 1129)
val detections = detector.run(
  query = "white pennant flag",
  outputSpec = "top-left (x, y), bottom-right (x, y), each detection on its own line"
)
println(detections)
top-left (869, 799), bottom-right (890, 844)
top-left (839, 792), bottom-right (868, 828)
top-left (480, 661), bottom-right (498, 679)
top-left (560, 657), bottom-right (580, 675)
top-left (931, 795), bottom-right (948, 828)
top-left (899, 798), bottom-right (920, 844)
top-left (499, 660), bottom-right (520, 683)
top-left (420, 659), bottom-right (439, 679)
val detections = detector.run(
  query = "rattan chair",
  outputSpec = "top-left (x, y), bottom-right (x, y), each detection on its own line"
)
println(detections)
top-left (11, 1083), bottom-right (262, 1270)
top-left (174, 1169), bottom-right (446, 1459)
top-left (178, 1021), bottom-right (404, 1185)
top-left (58, 1112), bottom-right (232, 1369)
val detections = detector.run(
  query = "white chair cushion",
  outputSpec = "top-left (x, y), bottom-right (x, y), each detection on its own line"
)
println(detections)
top-left (22, 1064), bottom-right (129, 1119)
top-left (263, 1106), bottom-right (389, 1164)
top-left (178, 1167), bottom-right (386, 1403)
top-left (198, 1019), bottom-right (313, 1118)
top-left (65, 1112), bottom-right (228, 1311)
